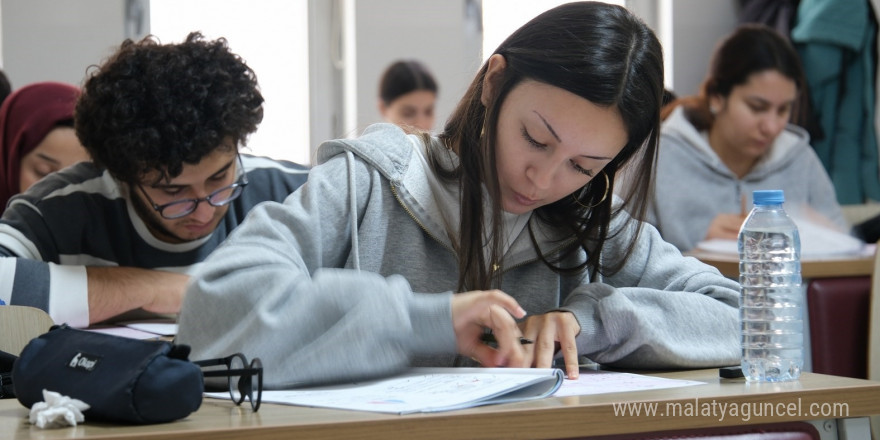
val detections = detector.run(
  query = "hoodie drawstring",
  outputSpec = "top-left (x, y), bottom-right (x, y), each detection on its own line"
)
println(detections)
top-left (345, 150), bottom-right (360, 271)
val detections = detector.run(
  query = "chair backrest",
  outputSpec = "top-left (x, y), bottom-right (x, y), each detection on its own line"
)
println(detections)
top-left (869, 241), bottom-right (880, 439)
top-left (806, 275), bottom-right (871, 378)
top-left (0, 305), bottom-right (54, 356)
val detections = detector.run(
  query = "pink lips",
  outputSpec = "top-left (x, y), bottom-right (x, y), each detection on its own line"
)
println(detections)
top-left (184, 222), bottom-right (212, 234)
top-left (753, 138), bottom-right (771, 148)
top-left (513, 191), bottom-right (539, 207)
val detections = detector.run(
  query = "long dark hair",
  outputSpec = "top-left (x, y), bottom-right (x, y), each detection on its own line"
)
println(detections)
top-left (663, 23), bottom-right (806, 131)
top-left (436, 1), bottom-right (664, 291)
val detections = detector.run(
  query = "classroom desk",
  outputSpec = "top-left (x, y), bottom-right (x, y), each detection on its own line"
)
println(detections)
top-left (1, 369), bottom-right (878, 440)
top-left (687, 249), bottom-right (874, 279)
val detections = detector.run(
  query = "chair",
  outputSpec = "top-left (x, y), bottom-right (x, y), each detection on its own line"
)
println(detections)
top-left (806, 276), bottom-right (872, 378)
top-left (0, 305), bottom-right (54, 356)
top-left (808, 243), bottom-right (880, 438)
top-left (868, 242), bottom-right (880, 439)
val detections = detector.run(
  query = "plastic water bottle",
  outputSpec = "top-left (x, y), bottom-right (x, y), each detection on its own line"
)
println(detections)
top-left (738, 190), bottom-right (802, 382)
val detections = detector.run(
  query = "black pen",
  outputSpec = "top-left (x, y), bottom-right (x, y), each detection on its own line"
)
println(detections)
top-left (479, 331), bottom-right (534, 347)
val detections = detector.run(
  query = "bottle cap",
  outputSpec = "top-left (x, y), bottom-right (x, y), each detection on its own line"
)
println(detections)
top-left (753, 190), bottom-right (784, 205)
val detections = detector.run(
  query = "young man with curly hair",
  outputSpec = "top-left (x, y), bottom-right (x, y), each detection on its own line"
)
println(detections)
top-left (0, 33), bottom-right (308, 326)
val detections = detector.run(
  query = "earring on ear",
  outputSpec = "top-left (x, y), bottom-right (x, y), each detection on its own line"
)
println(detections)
top-left (572, 171), bottom-right (610, 210)
top-left (710, 106), bottom-right (719, 115)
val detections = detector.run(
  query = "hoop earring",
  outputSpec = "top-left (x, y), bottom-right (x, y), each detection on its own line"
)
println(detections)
top-left (572, 172), bottom-right (609, 209)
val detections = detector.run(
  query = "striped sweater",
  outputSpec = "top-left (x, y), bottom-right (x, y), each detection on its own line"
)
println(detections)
top-left (0, 154), bottom-right (308, 326)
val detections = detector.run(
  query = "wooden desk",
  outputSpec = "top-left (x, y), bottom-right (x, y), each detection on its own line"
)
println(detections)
top-left (688, 250), bottom-right (874, 279)
top-left (2, 369), bottom-right (879, 439)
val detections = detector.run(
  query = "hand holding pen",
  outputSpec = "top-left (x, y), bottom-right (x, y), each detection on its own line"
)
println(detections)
top-left (479, 330), bottom-right (533, 348)
top-left (451, 290), bottom-right (530, 369)
top-left (517, 310), bottom-right (582, 379)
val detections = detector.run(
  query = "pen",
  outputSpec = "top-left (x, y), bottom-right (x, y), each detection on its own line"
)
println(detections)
top-left (479, 331), bottom-right (534, 347)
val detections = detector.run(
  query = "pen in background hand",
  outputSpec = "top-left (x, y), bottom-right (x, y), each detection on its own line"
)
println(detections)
top-left (479, 330), bottom-right (533, 347)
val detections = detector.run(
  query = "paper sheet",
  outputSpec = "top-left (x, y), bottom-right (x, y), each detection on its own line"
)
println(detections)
top-left (83, 326), bottom-right (161, 340)
top-left (84, 319), bottom-right (178, 340)
top-left (553, 369), bottom-right (704, 397)
top-left (120, 320), bottom-right (178, 336)
top-left (695, 217), bottom-right (870, 257)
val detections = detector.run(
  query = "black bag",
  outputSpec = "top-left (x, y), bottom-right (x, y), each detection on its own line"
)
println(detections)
top-left (0, 349), bottom-right (15, 399)
top-left (12, 325), bottom-right (203, 424)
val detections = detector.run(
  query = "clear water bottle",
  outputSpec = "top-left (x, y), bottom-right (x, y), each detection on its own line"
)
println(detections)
top-left (738, 190), bottom-right (802, 382)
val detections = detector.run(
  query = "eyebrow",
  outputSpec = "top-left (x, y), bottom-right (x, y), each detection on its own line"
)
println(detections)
top-left (35, 153), bottom-right (61, 165)
top-left (152, 157), bottom-right (236, 189)
top-left (534, 111), bottom-right (561, 143)
top-left (745, 96), bottom-right (794, 106)
top-left (533, 110), bottom-right (614, 161)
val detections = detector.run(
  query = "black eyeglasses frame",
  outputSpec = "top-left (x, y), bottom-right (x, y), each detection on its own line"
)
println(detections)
top-left (194, 352), bottom-right (263, 412)
top-left (138, 154), bottom-right (249, 220)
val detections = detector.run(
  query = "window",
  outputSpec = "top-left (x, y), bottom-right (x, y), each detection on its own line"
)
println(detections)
top-left (482, 0), bottom-right (626, 61)
top-left (149, 0), bottom-right (311, 165)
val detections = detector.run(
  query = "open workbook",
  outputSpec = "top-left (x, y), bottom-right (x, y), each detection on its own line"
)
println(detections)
top-left (208, 367), bottom-right (564, 414)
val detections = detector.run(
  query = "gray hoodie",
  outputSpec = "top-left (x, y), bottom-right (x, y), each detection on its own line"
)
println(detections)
top-left (650, 107), bottom-right (848, 251)
top-left (176, 123), bottom-right (740, 388)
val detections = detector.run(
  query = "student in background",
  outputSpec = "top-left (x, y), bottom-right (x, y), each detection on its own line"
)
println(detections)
top-left (0, 33), bottom-right (308, 326)
top-left (377, 59), bottom-right (438, 133)
top-left (645, 24), bottom-right (847, 252)
top-left (0, 69), bottom-right (11, 105)
top-left (0, 82), bottom-right (88, 214)
top-left (178, 2), bottom-right (740, 387)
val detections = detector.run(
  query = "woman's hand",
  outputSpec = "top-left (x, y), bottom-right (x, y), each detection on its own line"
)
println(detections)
top-left (451, 290), bottom-right (529, 369)
top-left (705, 195), bottom-right (748, 242)
top-left (704, 213), bottom-right (747, 241)
top-left (520, 311), bottom-right (581, 379)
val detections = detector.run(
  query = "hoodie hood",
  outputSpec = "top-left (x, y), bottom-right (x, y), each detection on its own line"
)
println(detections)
top-left (662, 106), bottom-right (811, 181)
top-left (316, 123), bottom-right (574, 268)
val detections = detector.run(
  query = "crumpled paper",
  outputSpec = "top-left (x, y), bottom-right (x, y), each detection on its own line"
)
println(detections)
top-left (28, 389), bottom-right (90, 428)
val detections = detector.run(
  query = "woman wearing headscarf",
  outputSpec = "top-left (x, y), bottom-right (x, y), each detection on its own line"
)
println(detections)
top-left (0, 82), bottom-right (87, 214)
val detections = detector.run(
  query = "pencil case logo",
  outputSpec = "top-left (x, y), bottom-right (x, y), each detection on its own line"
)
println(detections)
top-left (68, 352), bottom-right (100, 372)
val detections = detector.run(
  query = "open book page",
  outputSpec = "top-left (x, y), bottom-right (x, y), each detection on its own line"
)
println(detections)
top-left (207, 367), bottom-right (563, 414)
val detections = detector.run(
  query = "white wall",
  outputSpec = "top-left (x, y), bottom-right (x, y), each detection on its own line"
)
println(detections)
top-left (0, 0), bottom-right (143, 88)
top-left (0, 0), bottom-right (742, 158)
top-left (352, 0), bottom-right (480, 135)
top-left (666, 0), bottom-right (740, 96)
top-left (148, 0), bottom-right (311, 165)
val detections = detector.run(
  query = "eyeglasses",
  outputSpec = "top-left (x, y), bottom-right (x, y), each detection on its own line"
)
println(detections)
top-left (138, 155), bottom-right (249, 219)
top-left (195, 353), bottom-right (263, 411)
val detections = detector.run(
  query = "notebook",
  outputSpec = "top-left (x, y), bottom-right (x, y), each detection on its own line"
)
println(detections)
top-left (208, 367), bottom-right (564, 414)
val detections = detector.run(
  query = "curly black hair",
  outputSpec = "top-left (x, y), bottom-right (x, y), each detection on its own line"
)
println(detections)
top-left (75, 32), bottom-right (263, 183)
